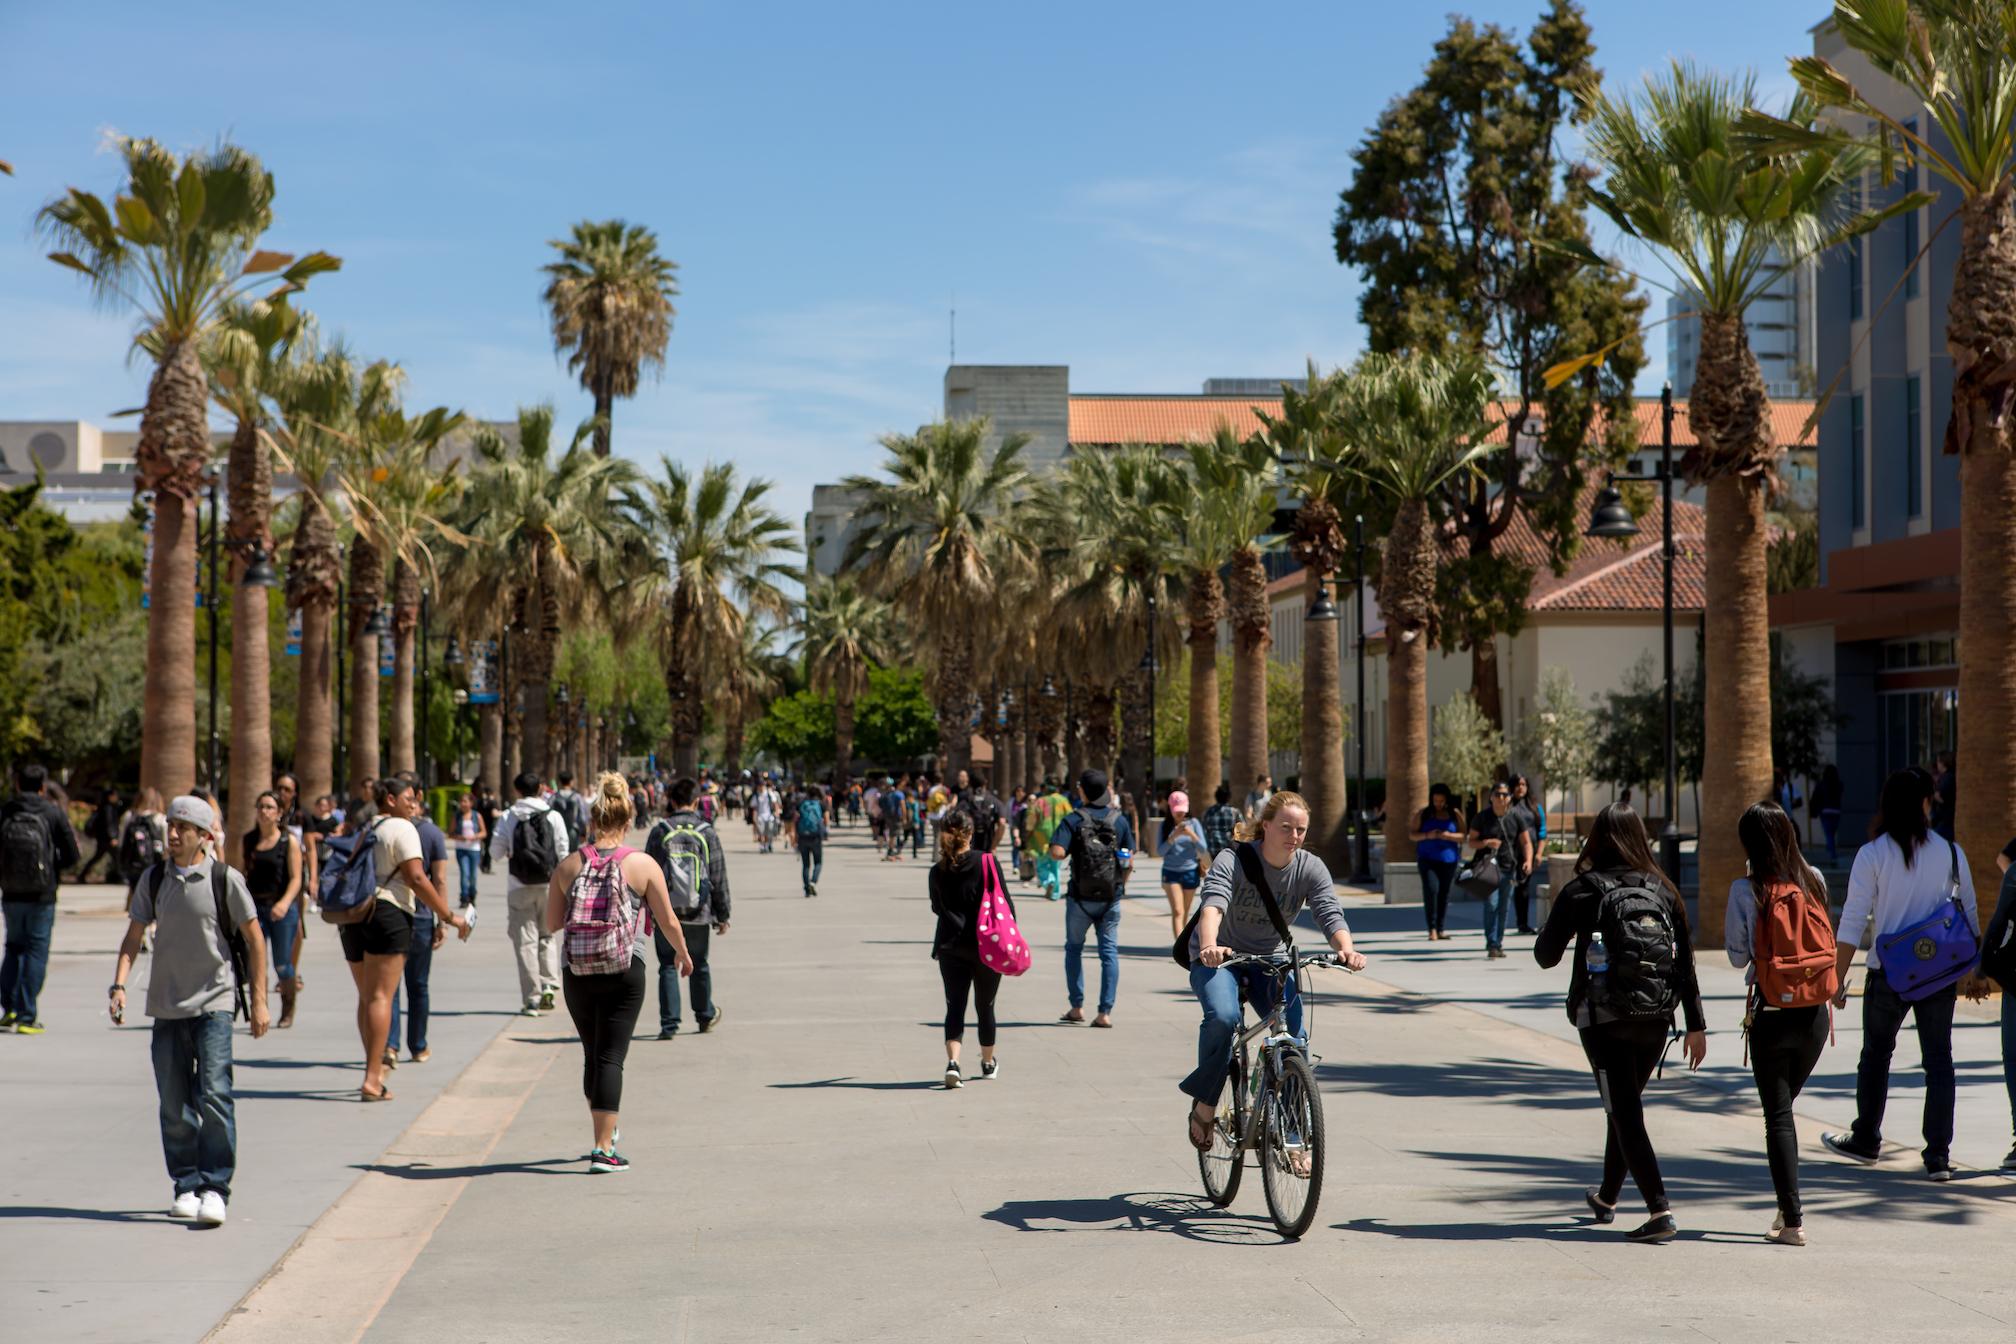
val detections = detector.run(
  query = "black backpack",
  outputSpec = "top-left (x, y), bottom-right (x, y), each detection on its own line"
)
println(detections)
top-left (1068, 806), bottom-right (1122, 907)
top-left (509, 803), bottom-right (562, 885)
top-left (117, 813), bottom-right (161, 883)
top-left (1586, 871), bottom-right (1679, 1020)
top-left (0, 805), bottom-right (56, 898)
top-left (147, 862), bottom-right (250, 1022)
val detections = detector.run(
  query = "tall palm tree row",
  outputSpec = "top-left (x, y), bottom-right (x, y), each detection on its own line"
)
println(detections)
top-left (541, 220), bottom-right (679, 458)
top-left (842, 419), bottom-right (1032, 776)
top-left (36, 137), bottom-right (337, 798)
top-left (1747, 0), bottom-right (2016, 921)
top-left (799, 577), bottom-right (894, 790)
top-left (1580, 63), bottom-right (1896, 937)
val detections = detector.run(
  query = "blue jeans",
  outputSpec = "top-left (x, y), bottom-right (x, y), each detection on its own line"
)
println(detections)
top-left (1481, 867), bottom-right (1513, 949)
top-left (257, 902), bottom-right (299, 987)
top-left (1064, 899), bottom-right (1122, 1013)
top-left (456, 849), bottom-right (480, 904)
top-left (799, 835), bottom-right (824, 891)
top-left (1179, 960), bottom-right (1303, 1103)
top-left (151, 1012), bottom-right (236, 1198)
top-left (656, 921), bottom-right (714, 1031)
top-left (388, 911), bottom-right (434, 1054)
top-left (1851, 969), bottom-right (1958, 1165)
top-left (1, 900), bottom-right (55, 1022)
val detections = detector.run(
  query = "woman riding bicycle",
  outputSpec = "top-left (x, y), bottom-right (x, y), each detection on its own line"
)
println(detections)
top-left (1182, 791), bottom-right (1366, 1151)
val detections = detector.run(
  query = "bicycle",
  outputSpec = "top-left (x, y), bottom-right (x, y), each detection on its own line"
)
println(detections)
top-left (1196, 950), bottom-right (1353, 1239)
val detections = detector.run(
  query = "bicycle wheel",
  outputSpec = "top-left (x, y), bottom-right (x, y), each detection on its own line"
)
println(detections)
top-left (1260, 1049), bottom-right (1325, 1239)
top-left (1198, 1046), bottom-right (1246, 1206)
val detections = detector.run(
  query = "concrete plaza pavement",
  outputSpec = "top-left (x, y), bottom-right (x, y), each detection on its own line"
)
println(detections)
top-left (9, 823), bottom-right (2016, 1342)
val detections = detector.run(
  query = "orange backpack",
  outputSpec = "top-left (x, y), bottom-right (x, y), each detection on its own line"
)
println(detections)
top-left (1752, 879), bottom-right (1839, 1009)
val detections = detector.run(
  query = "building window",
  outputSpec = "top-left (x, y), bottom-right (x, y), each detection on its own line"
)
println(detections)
top-left (1906, 374), bottom-right (1922, 518)
top-left (1849, 235), bottom-right (1864, 318)
top-left (1850, 393), bottom-right (1866, 529)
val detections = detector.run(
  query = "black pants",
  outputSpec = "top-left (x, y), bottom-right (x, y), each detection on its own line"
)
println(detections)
top-left (940, 954), bottom-right (1001, 1048)
top-left (1419, 860), bottom-right (1456, 934)
top-left (1749, 1005), bottom-right (1828, 1226)
top-left (1578, 1019), bottom-right (1672, 1214)
top-left (562, 956), bottom-right (646, 1113)
top-left (1852, 970), bottom-right (1958, 1165)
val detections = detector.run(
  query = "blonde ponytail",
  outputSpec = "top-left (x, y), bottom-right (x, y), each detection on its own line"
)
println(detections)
top-left (589, 771), bottom-right (634, 835)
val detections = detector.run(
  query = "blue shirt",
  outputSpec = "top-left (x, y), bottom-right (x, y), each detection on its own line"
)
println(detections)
top-left (1160, 817), bottom-right (1206, 873)
top-left (1414, 809), bottom-right (1460, 866)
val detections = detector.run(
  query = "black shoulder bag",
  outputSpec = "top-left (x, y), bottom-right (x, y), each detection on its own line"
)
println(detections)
top-left (1171, 841), bottom-right (1296, 969)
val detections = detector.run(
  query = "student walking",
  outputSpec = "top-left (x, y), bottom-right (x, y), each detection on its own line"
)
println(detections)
top-left (1812, 764), bottom-right (1845, 867)
top-left (450, 793), bottom-right (486, 907)
top-left (242, 792), bottom-right (304, 1029)
top-left (1158, 790), bottom-right (1209, 941)
top-left (1180, 792), bottom-right (1365, 1150)
top-left (796, 786), bottom-right (828, 896)
top-left (1534, 803), bottom-right (1707, 1244)
top-left (112, 795), bottom-right (269, 1227)
top-left (1026, 780), bottom-right (1071, 898)
top-left (751, 781), bottom-right (781, 854)
top-left (546, 773), bottom-right (690, 1173)
top-left (1822, 769), bottom-right (1979, 1181)
top-left (1199, 784), bottom-right (1240, 861)
top-left (1725, 801), bottom-right (1837, 1245)
top-left (491, 773), bottom-right (569, 1015)
top-left (1509, 774), bottom-right (1544, 935)
top-left (1466, 783), bottom-right (1530, 959)
top-left (387, 777), bottom-right (452, 1065)
top-left (1050, 769), bottom-right (1133, 1028)
top-left (645, 778), bottom-right (730, 1038)
top-left (1411, 784), bottom-right (1463, 941)
top-left (931, 811), bottom-right (1010, 1088)
top-left (1, 762), bottom-right (81, 1034)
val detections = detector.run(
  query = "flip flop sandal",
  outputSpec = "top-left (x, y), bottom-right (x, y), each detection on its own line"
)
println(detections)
top-left (1188, 1109), bottom-right (1215, 1151)
top-left (360, 1086), bottom-right (394, 1103)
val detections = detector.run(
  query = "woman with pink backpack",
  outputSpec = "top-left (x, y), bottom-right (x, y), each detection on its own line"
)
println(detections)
top-left (545, 773), bottom-right (692, 1173)
top-left (930, 810), bottom-right (1028, 1088)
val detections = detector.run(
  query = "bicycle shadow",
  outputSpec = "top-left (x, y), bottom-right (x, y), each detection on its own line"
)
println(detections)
top-left (980, 1191), bottom-right (1287, 1245)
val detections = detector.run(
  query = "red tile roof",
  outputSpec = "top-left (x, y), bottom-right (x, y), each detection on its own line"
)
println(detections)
top-left (1482, 399), bottom-right (1817, 449)
top-left (1067, 396), bottom-right (1279, 445)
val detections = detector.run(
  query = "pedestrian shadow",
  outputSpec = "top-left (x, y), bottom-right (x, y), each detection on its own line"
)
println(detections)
top-left (355, 1156), bottom-right (579, 1180)
top-left (235, 1087), bottom-right (376, 1102)
top-left (0, 1206), bottom-right (168, 1223)
top-left (768, 1076), bottom-right (942, 1091)
top-left (1336, 1215), bottom-right (1621, 1243)
top-left (980, 1191), bottom-right (1283, 1245)
top-left (507, 1035), bottom-right (581, 1046)
top-left (236, 1057), bottom-right (358, 1070)
top-left (427, 1008), bottom-right (517, 1018)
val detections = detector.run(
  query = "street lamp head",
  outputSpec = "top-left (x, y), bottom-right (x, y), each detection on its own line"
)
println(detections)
top-left (362, 606), bottom-right (391, 636)
top-left (453, 688), bottom-right (469, 706)
top-left (239, 545), bottom-right (280, 589)
top-left (555, 683), bottom-right (570, 706)
top-left (1305, 585), bottom-right (1340, 624)
top-left (443, 636), bottom-right (464, 667)
top-left (1584, 485), bottom-right (1640, 540)
top-left (1138, 648), bottom-right (1158, 674)
top-left (1039, 675), bottom-right (1058, 699)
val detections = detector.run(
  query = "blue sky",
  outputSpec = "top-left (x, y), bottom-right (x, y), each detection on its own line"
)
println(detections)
top-left (0, 1), bottom-right (1820, 527)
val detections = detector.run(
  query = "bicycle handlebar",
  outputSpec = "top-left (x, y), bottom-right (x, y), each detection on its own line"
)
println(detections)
top-left (1214, 951), bottom-right (1358, 975)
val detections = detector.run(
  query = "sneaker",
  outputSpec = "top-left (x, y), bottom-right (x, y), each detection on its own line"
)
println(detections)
top-left (1584, 1188), bottom-right (1615, 1224)
top-left (168, 1191), bottom-right (200, 1221)
top-left (656, 1027), bottom-right (679, 1040)
top-left (808, 882), bottom-right (817, 897)
top-left (980, 1057), bottom-right (1000, 1081)
top-left (13, 1020), bottom-right (44, 1035)
top-left (519, 1001), bottom-right (543, 1017)
top-left (2000, 1144), bottom-right (2016, 1173)
top-left (539, 988), bottom-right (557, 1013)
top-left (1623, 1213), bottom-right (1677, 1244)
top-left (698, 1008), bottom-right (722, 1034)
top-left (1926, 1162), bottom-right (1954, 1183)
top-left (1822, 1131), bottom-right (1881, 1165)
top-left (589, 1149), bottom-right (630, 1175)
top-left (1765, 1220), bottom-right (1806, 1247)
top-left (943, 1061), bottom-right (963, 1089)
top-left (0, 1012), bottom-right (14, 1030)
top-left (196, 1191), bottom-right (227, 1226)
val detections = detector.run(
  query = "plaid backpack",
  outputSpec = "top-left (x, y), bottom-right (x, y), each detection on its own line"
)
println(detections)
top-left (562, 845), bottom-right (646, 976)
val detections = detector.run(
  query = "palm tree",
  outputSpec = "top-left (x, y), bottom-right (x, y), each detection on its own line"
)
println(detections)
top-left (37, 138), bottom-right (337, 796)
top-left (642, 460), bottom-right (796, 776)
top-left (723, 619), bottom-right (790, 776)
top-left (1329, 353), bottom-right (1500, 866)
top-left (1581, 64), bottom-right (1882, 936)
top-left (843, 420), bottom-right (1032, 775)
top-left (204, 297), bottom-right (307, 859)
top-left (799, 577), bottom-right (893, 790)
top-left (1745, 2), bottom-right (2010, 919)
top-left (463, 406), bottom-right (645, 778)
top-left (541, 220), bottom-right (679, 457)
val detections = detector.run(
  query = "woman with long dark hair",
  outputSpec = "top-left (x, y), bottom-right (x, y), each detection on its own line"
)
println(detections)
top-left (1822, 769), bottom-right (1978, 1181)
top-left (1409, 783), bottom-right (1463, 941)
top-left (930, 810), bottom-right (1007, 1089)
top-left (1535, 803), bottom-right (1706, 1243)
top-left (1726, 802), bottom-right (1831, 1244)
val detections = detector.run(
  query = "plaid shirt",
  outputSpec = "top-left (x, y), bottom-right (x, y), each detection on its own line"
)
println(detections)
top-left (1200, 803), bottom-right (1241, 857)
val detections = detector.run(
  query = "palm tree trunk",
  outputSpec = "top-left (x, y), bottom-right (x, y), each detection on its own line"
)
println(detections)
top-left (592, 376), bottom-right (613, 458)
top-left (1471, 640), bottom-right (1504, 733)
top-left (295, 597), bottom-right (334, 801)
top-left (1227, 546), bottom-right (1270, 810)
top-left (389, 559), bottom-right (418, 776)
top-left (834, 691), bottom-right (856, 791)
top-left (723, 708), bottom-right (744, 776)
top-left (478, 702), bottom-right (503, 796)
top-left (135, 339), bottom-right (209, 801)
top-left (1380, 500), bottom-right (1435, 863)
top-left (346, 540), bottom-right (384, 788)
top-left (1118, 665), bottom-right (1151, 811)
top-left (1186, 570), bottom-right (1224, 803)
top-left (1697, 473), bottom-right (1772, 941)
top-left (225, 415), bottom-right (274, 867)
top-left (1300, 568), bottom-right (1348, 870)
top-left (933, 634), bottom-right (975, 775)
top-left (1083, 682), bottom-right (1117, 782)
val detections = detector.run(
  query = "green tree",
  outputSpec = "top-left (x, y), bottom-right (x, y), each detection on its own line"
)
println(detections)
top-left (37, 138), bottom-right (338, 797)
top-left (1433, 691), bottom-right (1505, 815)
top-left (799, 577), bottom-right (894, 788)
top-left (1596, 654), bottom-right (1667, 802)
top-left (541, 220), bottom-right (678, 457)
top-left (854, 666), bottom-right (940, 766)
top-left (747, 690), bottom-right (837, 773)
top-left (1512, 667), bottom-right (1599, 825)
top-left (1333, 0), bottom-right (1646, 727)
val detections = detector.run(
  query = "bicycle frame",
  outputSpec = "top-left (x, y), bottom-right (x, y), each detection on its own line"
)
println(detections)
top-left (1218, 953), bottom-right (1338, 1150)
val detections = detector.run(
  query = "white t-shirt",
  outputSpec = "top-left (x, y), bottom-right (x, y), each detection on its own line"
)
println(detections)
top-left (754, 789), bottom-right (778, 822)
top-left (370, 816), bottom-right (424, 914)
top-left (1840, 832), bottom-right (1979, 971)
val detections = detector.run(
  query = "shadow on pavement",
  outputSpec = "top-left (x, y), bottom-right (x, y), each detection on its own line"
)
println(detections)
top-left (980, 1191), bottom-right (1284, 1245)
top-left (0, 1206), bottom-right (168, 1223)
top-left (235, 1087), bottom-right (376, 1102)
top-left (355, 1157), bottom-right (580, 1180)
top-left (768, 1076), bottom-right (941, 1091)
top-left (1336, 1215), bottom-right (1612, 1243)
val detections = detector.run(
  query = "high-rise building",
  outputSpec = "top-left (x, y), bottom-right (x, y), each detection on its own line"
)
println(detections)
top-left (1667, 247), bottom-right (1816, 399)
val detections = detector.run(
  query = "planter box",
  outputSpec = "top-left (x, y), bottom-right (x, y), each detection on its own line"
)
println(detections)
top-left (1383, 860), bottom-right (1421, 906)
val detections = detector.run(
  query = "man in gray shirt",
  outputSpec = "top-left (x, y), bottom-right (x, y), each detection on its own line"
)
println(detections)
top-left (1181, 794), bottom-right (1365, 1152)
top-left (111, 796), bottom-right (268, 1228)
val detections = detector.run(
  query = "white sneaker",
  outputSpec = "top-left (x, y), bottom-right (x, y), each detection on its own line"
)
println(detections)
top-left (196, 1191), bottom-right (227, 1226)
top-left (168, 1191), bottom-right (199, 1220)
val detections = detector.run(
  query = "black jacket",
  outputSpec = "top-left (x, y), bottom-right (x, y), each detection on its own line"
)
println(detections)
top-left (1534, 869), bottom-right (1706, 1033)
top-left (0, 794), bottom-right (81, 901)
top-left (929, 850), bottom-right (1014, 961)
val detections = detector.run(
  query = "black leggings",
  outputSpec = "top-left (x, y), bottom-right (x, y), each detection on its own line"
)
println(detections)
top-left (940, 955), bottom-right (1001, 1048)
top-left (1749, 1006), bottom-right (1828, 1227)
top-left (1579, 1019), bottom-right (1672, 1214)
top-left (562, 956), bottom-right (646, 1112)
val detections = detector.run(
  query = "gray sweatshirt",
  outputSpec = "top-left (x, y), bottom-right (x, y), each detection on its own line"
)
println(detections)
top-left (1189, 845), bottom-right (1348, 959)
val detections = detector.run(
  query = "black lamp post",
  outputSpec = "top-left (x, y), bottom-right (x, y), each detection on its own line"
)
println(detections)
top-left (1586, 381), bottom-right (1683, 883)
top-left (419, 589), bottom-right (432, 787)
top-left (1142, 589), bottom-right (1158, 797)
top-left (1302, 513), bottom-right (1374, 884)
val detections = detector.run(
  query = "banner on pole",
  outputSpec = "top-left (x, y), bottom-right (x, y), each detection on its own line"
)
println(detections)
top-left (379, 630), bottom-right (396, 678)
top-left (285, 608), bottom-right (303, 656)
top-left (466, 639), bottom-right (500, 704)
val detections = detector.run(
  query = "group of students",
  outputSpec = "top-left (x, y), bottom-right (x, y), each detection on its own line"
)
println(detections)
top-left (1410, 774), bottom-right (1547, 954)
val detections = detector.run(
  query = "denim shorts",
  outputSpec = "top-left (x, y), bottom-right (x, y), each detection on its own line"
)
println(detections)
top-left (1161, 867), bottom-right (1201, 891)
